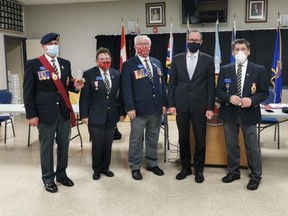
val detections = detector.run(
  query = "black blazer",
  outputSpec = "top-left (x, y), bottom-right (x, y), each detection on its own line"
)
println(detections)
top-left (168, 52), bottom-right (215, 113)
top-left (23, 56), bottom-right (77, 124)
top-left (216, 61), bottom-right (269, 125)
top-left (121, 56), bottom-right (167, 116)
top-left (79, 66), bottom-right (123, 125)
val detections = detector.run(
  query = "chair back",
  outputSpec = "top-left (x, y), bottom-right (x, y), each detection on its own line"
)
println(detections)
top-left (0, 90), bottom-right (12, 104)
top-left (262, 89), bottom-right (275, 105)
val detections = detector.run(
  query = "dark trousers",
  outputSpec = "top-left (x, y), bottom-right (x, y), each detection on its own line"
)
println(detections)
top-left (88, 123), bottom-right (116, 174)
top-left (38, 113), bottom-right (71, 184)
top-left (176, 112), bottom-right (207, 172)
top-left (223, 117), bottom-right (262, 181)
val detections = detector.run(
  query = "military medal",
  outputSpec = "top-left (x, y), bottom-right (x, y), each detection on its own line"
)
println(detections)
top-left (46, 71), bottom-right (50, 80)
top-left (224, 79), bottom-right (231, 92)
top-left (52, 73), bottom-right (58, 80)
top-left (94, 81), bottom-right (98, 90)
top-left (251, 83), bottom-right (256, 94)
top-left (134, 69), bottom-right (145, 79)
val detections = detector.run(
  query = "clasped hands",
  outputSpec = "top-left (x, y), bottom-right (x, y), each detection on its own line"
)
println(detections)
top-left (230, 95), bottom-right (252, 108)
top-left (73, 78), bottom-right (86, 91)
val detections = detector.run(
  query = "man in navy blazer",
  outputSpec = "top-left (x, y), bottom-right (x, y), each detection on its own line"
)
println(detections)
top-left (121, 35), bottom-right (167, 180)
top-left (24, 33), bottom-right (84, 193)
top-left (168, 30), bottom-right (215, 183)
top-left (216, 38), bottom-right (269, 190)
top-left (79, 47), bottom-right (125, 180)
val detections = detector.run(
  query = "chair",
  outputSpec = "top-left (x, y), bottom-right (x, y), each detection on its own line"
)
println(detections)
top-left (0, 90), bottom-right (15, 144)
top-left (257, 89), bottom-right (280, 149)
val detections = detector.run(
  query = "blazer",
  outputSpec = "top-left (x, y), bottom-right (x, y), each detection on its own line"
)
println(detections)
top-left (79, 66), bottom-right (124, 125)
top-left (121, 56), bottom-right (167, 116)
top-left (216, 61), bottom-right (269, 125)
top-left (167, 51), bottom-right (215, 113)
top-left (23, 56), bottom-right (78, 124)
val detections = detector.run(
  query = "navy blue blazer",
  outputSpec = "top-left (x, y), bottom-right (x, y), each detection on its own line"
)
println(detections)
top-left (216, 61), bottom-right (269, 125)
top-left (79, 66), bottom-right (123, 125)
top-left (168, 52), bottom-right (215, 113)
top-left (24, 56), bottom-right (77, 124)
top-left (121, 56), bottom-right (167, 116)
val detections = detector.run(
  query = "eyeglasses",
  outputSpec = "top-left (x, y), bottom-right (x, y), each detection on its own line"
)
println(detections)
top-left (187, 39), bottom-right (202, 43)
top-left (136, 42), bottom-right (150, 47)
top-left (98, 57), bottom-right (111, 61)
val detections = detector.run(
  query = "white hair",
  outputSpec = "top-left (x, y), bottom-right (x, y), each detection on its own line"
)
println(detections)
top-left (134, 35), bottom-right (151, 45)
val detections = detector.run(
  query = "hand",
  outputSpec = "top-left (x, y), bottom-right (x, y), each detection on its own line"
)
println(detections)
top-left (28, 117), bottom-right (39, 127)
top-left (229, 95), bottom-right (242, 106)
top-left (127, 110), bottom-right (136, 120)
top-left (168, 107), bottom-right (177, 115)
top-left (120, 115), bottom-right (126, 122)
top-left (162, 106), bottom-right (167, 115)
top-left (206, 110), bottom-right (214, 120)
top-left (73, 78), bottom-right (85, 91)
top-left (241, 97), bottom-right (252, 108)
top-left (82, 118), bottom-right (88, 124)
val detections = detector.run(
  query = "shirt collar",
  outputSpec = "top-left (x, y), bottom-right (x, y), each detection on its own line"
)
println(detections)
top-left (99, 67), bottom-right (110, 77)
top-left (236, 60), bottom-right (248, 68)
top-left (45, 54), bottom-right (57, 62)
top-left (187, 50), bottom-right (199, 58)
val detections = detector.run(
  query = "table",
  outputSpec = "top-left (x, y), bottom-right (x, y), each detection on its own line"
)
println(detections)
top-left (0, 104), bottom-right (82, 146)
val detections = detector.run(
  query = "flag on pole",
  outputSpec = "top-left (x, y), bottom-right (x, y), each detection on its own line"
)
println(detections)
top-left (271, 18), bottom-right (282, 103)
top-left (230, 15), bottom-right (236, 63)
top-left (119, 19), bottom-right (127, 72)
top-left (185, 16), bottom-right (190, 51)
top-left (166, 19), bottom-right (173, 83)
top-left (136, 18), bottom-right (140, 35)
top-left (214, 17), bottom-right (221, 74)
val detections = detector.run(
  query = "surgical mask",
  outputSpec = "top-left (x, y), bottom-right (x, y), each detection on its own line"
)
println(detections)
top-left (46, 45), bottom-right (59, 57)
top-left (98, 60), bottom-right (111, 71)
top-left (136, 46), bottom-right (150, 58)
top-left (187, 42), bottom-right (201, 53)
top-left (235, 51), bottom-right (247, 64)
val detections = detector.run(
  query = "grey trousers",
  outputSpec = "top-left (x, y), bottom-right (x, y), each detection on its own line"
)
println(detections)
top-left (38, 113), bottom-right (71, 184)
top-left (223, 118), bottom-right (262, 181)
top-left (128, 113), bottom-right (161, 170)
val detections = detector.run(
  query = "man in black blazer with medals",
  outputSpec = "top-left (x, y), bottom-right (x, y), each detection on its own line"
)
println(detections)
top-left (23, 33), bottom-right (84, 193)
top-left (121, 35), bottom-right (167, 180)
top-left (168, 30), bottom-right (215, 183)
top-left (79, 47), bottom-right (125, 180)
top-left (216, 38), bottom-right (269, 190)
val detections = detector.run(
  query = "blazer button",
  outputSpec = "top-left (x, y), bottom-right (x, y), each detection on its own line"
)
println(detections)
top-left (153, 94), bottom-right (155, 97)
top-left (56, 102), bottom-right (59, 105)
top-left (108, 107), bottom-right (110, 110)
top-left (106, 96), bottom-right (109, 99)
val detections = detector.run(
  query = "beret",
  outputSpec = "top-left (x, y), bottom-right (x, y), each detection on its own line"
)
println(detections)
top-left (40, 33), bottom-right (60, 45)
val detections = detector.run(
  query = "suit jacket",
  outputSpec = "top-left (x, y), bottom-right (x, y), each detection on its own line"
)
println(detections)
top-left (167, 51), bottom-right (215, 113)
top-left (216, 61), bottom-right (269, 125)
top-left (121, 56), bottom-right (167, 116)
top-left (23, 56), bottom-right (77, 124)
top-left (79, 66), bottom-right (124, 125)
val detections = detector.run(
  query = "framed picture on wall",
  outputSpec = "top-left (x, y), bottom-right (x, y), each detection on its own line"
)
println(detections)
top-left (245, 0), bottom-right (268, 23)
top-left (146, 2), bottom-right (165, 27)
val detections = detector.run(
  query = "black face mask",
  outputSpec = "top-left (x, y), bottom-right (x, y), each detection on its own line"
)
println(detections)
top-left (187, 42), bottom-right (201, 53)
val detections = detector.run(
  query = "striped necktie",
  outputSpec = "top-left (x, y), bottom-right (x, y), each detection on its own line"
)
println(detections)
top-left (103, 71), bottom-right (111, 93)
top-left (144, 59), bottom-right (154, 82)
top-left (236, 64), bottom-right (243, 97)
top-left (51, 59), bottom-right (58, 75)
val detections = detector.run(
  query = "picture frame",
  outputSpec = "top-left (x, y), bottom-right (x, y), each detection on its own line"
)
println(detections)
top-left (245, 0), bottom-right (268, 23)
top-left (146, 2), bottom-right (165, 27)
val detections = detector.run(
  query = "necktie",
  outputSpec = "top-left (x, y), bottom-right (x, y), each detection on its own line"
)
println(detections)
top-left (103, 71), bottom-right (111, 94)
top-left (236, 64), bottom-right (243, 97)
top-left (51, 59), bottom-right (58, 75)
top-left (144, 59), bottom-right (154, 82)
top-left (188, 55), bottom-right (196, 80)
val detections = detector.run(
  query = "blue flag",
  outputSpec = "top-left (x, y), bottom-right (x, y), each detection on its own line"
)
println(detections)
top-left (166, 21), bottom-right (173, 83)
top-left (271, 26), bottom-right (282, 103)
top-left (214, 18), bottom-right (221, 74)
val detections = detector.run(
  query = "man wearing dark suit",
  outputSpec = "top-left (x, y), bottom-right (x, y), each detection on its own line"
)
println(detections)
top-left (168, 30), bottom-right (215, 183)
top-left (121, 35), bottom-right (167, 180)
top-left (216, 38), bottom-right (269, 190)
top-left (79, 47), bottom-right (125, 180)
top-left (23, 33), bottom-right (84, 193)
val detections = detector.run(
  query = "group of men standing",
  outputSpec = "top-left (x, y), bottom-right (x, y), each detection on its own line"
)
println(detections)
top-left (23, 30), bottom-right (268, 193)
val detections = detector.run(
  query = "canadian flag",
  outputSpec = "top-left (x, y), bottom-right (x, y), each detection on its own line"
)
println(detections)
top-left (120, 22), bottom-right (127, 72)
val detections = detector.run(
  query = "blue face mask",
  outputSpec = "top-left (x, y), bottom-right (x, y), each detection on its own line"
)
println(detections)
top-left (46, 45), bottom-right (59, 57)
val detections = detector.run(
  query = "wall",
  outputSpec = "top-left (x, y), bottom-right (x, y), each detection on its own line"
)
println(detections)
top-left (1, 0), bottom-right (288, 100)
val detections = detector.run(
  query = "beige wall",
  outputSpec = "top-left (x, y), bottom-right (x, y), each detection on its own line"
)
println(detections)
top-left (0, 0), bottom-right (288, 97)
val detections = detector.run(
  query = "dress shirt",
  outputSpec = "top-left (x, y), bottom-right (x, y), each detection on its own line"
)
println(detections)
top-left (99, 68), bottom-right (112, 88)
top-left (235, 60), bottom-right (248, 97)
top-left (186, 51), bottom-right (199, 79)
top-left (45, 54), bottom-right (61, 78)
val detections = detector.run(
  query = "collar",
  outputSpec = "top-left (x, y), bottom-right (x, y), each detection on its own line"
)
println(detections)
top-left (99, 67), bottom-right (110, 77)
top-left (137, 54), bottom-right (149, 62)
top-left (187, 50), bottom-right (199, 58)
top-left (235, 60), bottom-right (248, 68)
top-left (45, 54), bottom-right (58, 63)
